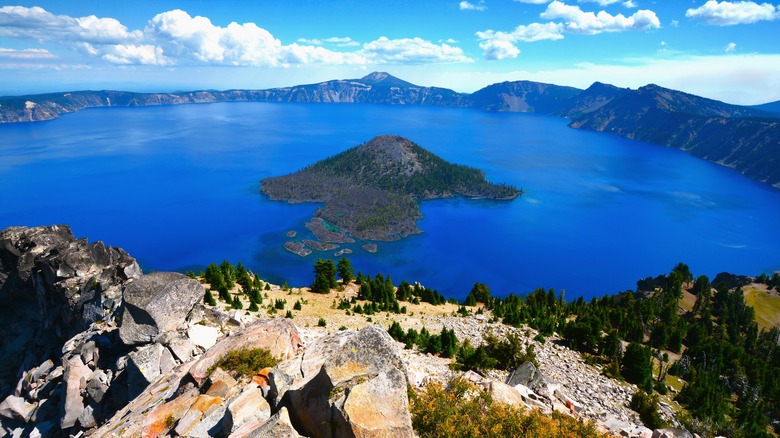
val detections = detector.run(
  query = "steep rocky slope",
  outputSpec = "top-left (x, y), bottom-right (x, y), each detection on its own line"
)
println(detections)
top-left (0, 225), bottom-right (694, 437)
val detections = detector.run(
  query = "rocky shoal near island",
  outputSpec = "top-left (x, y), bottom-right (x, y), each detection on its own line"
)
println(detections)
top-left (0, 225), bottom-right (695, 438)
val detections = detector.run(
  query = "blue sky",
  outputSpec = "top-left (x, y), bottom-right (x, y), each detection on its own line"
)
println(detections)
top-left (1, 0), bottom-right (779, 104)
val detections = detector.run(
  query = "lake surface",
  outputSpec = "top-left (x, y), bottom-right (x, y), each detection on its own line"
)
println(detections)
top-left (2, 102), bottom-right (780, 300)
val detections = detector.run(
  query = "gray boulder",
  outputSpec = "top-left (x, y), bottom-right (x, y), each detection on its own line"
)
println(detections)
top-left (506, 361), bottom-right (561, 401)
top-left (119, 272), bottom-right (204, 345)
top-left (126, 343), bottom-right (165, 400)
top-left (269, 329), bottom-right (354, 408)
top-left (0, 395), bottom-right (36, 423)
top-left (653, 429), bottom-right (694, 438)
top-left (283, 325), bottom-right (413, 438)
top-left (0, 225), bottom-right (140, 393)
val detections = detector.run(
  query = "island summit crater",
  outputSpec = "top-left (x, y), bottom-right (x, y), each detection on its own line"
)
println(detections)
top-left (260, 135), bottom-right (522, 250)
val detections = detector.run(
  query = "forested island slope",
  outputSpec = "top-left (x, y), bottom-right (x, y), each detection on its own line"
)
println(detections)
top-left (261, 135), bottom-right (521, 241)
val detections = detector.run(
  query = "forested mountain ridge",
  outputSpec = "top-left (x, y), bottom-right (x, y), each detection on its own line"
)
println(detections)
top-left (3, 72), bottom-right (779, 188)
top-left (261, 135), bottom-right (521, 241)
top-left (569, 84), bottom-right (780, 187)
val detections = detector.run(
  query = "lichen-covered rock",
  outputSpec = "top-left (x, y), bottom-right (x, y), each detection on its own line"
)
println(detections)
top-left (229, 406), bottom-right (302, 438)
top-left (224, 385), bottom-right (271, 434)
top-left (189, 318), bottom-right (303, 384)
top-left (284, 325), bottom-right (413, 438)
top-left (118, 272), bottom-right (204, 345)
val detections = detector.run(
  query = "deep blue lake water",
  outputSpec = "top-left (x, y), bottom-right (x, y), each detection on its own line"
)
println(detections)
top-left (2, 102), bottom-right (779, 300)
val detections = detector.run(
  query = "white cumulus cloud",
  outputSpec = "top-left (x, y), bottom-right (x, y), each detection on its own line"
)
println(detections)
top-left (477, 1), bottom-right (659, 59)
top-left (323, 37), bottom-right (361, 47)
top-left (0, 6), bottom-right (472, 68)
top-left (476, 22), bottom-right (564, 59)
top-left (686, 1), bottom-right (780, 25)
top-left (541, 1), bottom-right (660, 34)
top-left (0, 6), bottom-right (142, 44)
top-left (724, 42), bottom-right (737, 52)
top-left (361, 37), bottom-right (472, 64)
top-left (460, 1), bottom-right (488, 11)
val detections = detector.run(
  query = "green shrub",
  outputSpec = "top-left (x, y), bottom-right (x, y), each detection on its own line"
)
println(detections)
top-left (210, 348), bottom-right (280, 378)
top-left (630, 391), bottom-right (666, 430)
top-left (318, 317), bottom-right (327, 327)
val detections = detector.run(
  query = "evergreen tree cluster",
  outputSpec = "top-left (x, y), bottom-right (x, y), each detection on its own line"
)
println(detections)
top-left (388, 321), bottom-right (458, 358)
top-left (202, 260), bottom-right (265, 311)
top-left (485, 262), bottom-right (779, 437)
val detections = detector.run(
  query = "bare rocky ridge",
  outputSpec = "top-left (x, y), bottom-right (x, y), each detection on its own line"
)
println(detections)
top-left (0, 226), bottom-right (693, 437)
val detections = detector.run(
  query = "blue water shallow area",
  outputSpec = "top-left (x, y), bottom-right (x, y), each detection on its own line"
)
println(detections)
top-left (2, 101), bottom-right (779, 301)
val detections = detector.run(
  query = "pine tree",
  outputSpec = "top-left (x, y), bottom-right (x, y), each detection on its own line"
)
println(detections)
top-left (204, 289), bottom-right (217, 306)
top-left (337, 258), bottom-right (354, 285)
top-left (622, 343), bottom-right (653, 391)
top-left (311, 259), bottom-right (337, 293)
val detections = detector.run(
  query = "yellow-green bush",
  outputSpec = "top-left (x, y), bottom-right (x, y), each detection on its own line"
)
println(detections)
top-left (210, 348), bottom-right (280, 378)
top-left (410, 378), bottom-right (606, 438)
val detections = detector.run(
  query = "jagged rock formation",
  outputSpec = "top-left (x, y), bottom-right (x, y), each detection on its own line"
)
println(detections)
top-left (0, 225), bottom-right (140, 393)
top-left (262, 135), bottom-right (521, 242)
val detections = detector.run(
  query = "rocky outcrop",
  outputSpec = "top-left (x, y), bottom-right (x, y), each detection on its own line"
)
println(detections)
top-left (0, 225), bottom-right (140, 417)
top-left (118, 271), bottom-right (205, 345)
top-left (0, 225), bottom-right (140, 335)
top-left (188, 318), bottom-right (303, 384)
top-left (0, 226), bottom-right (217, 437)
top-left (280, 325), bottom-right (413, 438)
top-left (90, 322), bottom-right (414, 438)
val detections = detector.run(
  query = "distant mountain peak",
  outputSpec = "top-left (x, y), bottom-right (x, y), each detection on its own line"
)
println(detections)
top-left (358, 72), bottom-right (417, 88)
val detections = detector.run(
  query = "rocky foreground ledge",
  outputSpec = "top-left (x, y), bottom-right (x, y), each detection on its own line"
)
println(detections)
top-left (0, 226), bottom-right (695, 437)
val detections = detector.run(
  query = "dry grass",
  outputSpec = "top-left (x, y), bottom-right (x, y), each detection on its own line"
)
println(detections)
top-left (743, 283), bottom-right (780, 331)
top-left (201, 276), bottom-right (463, 335)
